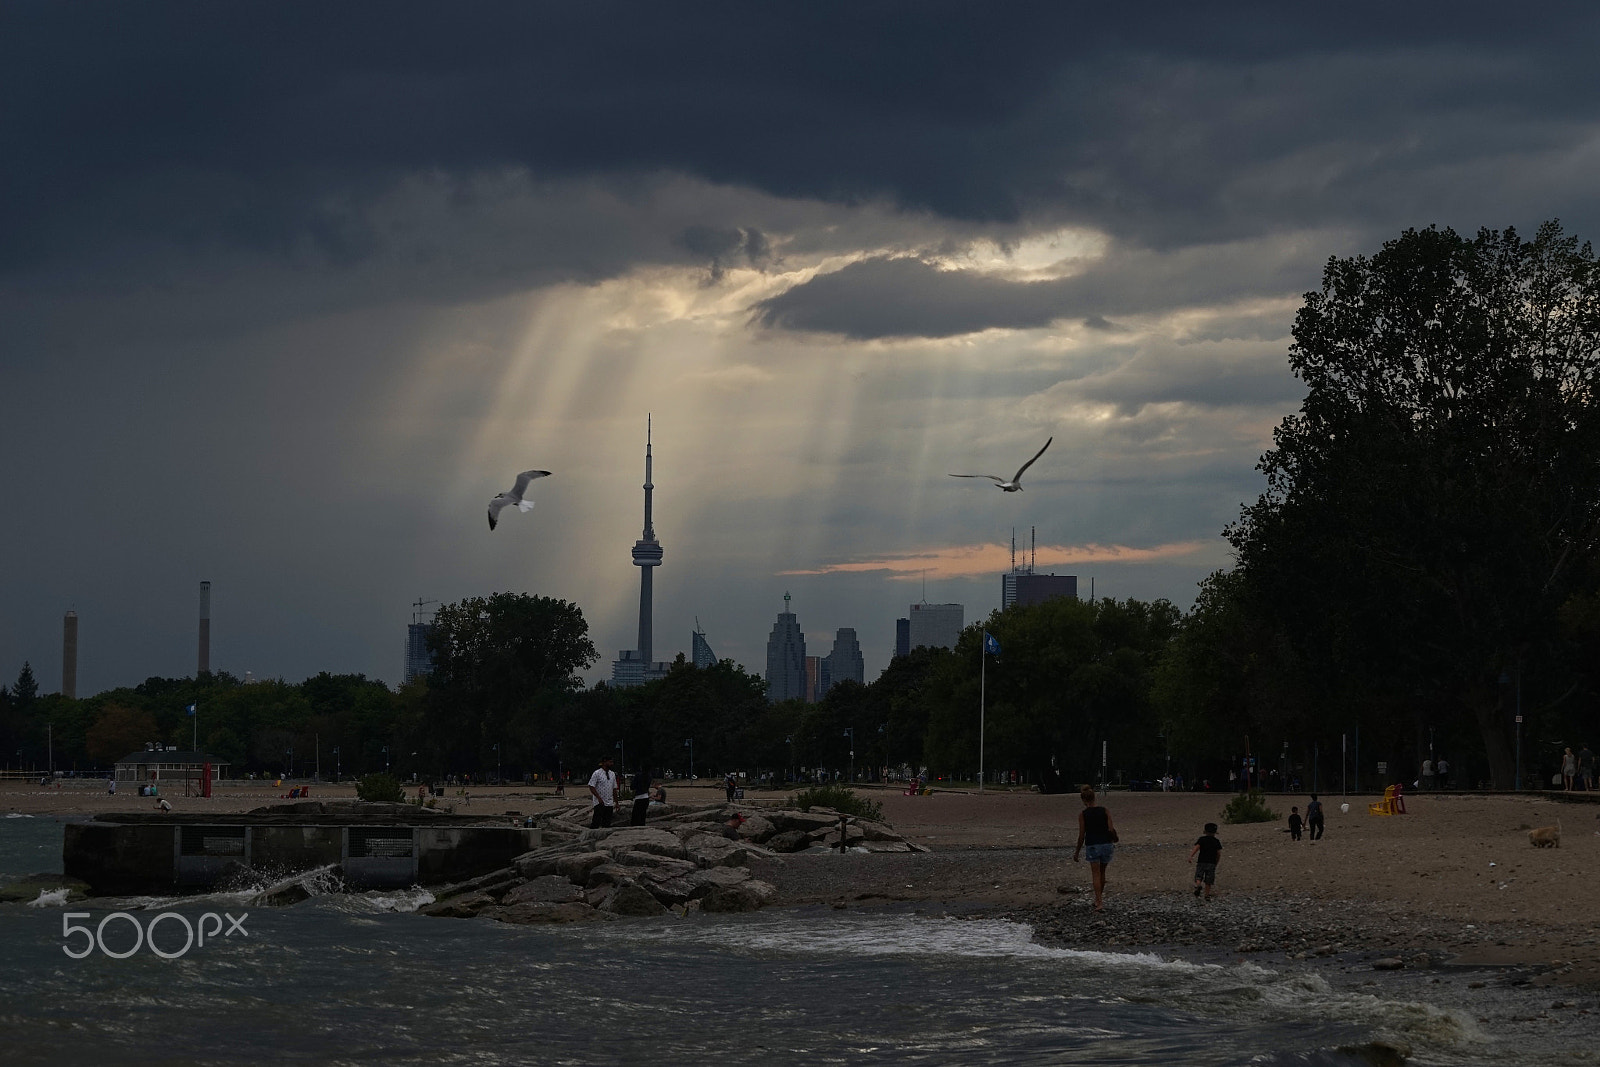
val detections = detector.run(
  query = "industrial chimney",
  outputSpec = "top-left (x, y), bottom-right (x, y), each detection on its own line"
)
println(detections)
top-left (62, 611), bottom-right (78, 700)
top-left (198, 581), bottom-right (211, 675)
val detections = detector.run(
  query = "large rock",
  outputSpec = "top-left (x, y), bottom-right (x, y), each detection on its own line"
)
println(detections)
top-left (598, 827), bottom-right (690, 860)
top-left (584, 863), bottom-right (641, 890)
top-left (489, 901), bottom-right (609, 924)
top-left (646, 877), bottom-right (694, 906)
top-left (734, 815), bottom-right (776, 842)
top-left (433, 866), bottom-right (521, 902)
top-left (419, 891), bottom-right (496, 918)
top-left (684, 838), bottom-right (753, 868)
top-left (503, 875), bottom-right (585, 905)
top-left (854, 820), bottom-right (903, 843)
top-left (602, 883), bottom-right (669, 916)
top-left (764, 810), bottom-right (842, 834)
top-left (700, 879), bottom-right (778, 913)
top-left (765, 830), bottom-right (811, 854)
top-left (555, 851), bottom-right (611, 882)
top-left (683, 867), bottom-right (750, 897)
top-left (861, 841), bottom-right (914, 853)
top-left (624, 855), bottom-right (700, 881)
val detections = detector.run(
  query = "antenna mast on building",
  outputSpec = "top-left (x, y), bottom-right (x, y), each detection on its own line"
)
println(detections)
top-left (1030, 526), bottom-right (1036, 574)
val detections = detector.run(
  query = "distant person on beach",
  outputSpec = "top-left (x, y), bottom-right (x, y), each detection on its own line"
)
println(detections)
top-left (1072, 785), bottom-right (1117, 912)
top-left (630, 766), bottom-right (652, 826)
top-left (588, 756), bottom-right (619, 829)
top-left (1189, 822), bottom-right (1222, 900)
top-left (725, 773), bottom-right (737, 802)
top-left (722, 812), bottom-right (746, 840)
top-left (1306, 795), bottom-right (1325, 840)
top-left (1421, 758), bottom-right (1435, 790)
top-left (1562, 747), bottom-right (1577, 791)
top-left (1579, 745), bottom-right (1594, 791)
top-left (1288, 806), bottom-right (1303, 841)
top-left (107, 779), bottom-right (116, 796)
top-left (1436, 757), bottom-right (1450, 789)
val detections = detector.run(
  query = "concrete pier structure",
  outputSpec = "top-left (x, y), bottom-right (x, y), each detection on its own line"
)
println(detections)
top-left (64, 803), bottom-right (539, 893)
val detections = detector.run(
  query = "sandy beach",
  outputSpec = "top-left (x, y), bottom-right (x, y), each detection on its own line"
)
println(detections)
top-left (9, 778), bottom-right (1599, 984)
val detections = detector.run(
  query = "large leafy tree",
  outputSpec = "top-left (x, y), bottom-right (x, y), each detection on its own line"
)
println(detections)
top-left (1229, 222), bottom-right (1600, 786)
top-left (425, 592), bottom-right (597, 772)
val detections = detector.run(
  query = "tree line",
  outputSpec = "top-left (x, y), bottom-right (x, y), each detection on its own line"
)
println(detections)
top-left (3, 222), bottom-right (1595, 790)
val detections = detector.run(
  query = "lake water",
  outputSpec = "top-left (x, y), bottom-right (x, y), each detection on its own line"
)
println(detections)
top-left (0, 815), bottom-right (1508, 1065)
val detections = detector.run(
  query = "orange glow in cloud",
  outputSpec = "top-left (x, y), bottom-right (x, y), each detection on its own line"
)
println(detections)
top-left (779, 540), bottom-right (1209, 580)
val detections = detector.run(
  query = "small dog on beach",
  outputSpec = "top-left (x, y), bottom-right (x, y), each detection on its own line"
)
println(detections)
top-left (1528, 820), bottom-right (1561, 848)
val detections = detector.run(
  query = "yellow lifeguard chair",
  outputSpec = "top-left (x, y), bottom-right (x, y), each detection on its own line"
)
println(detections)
top-left (1368, 784), bottom-right (1401, 815)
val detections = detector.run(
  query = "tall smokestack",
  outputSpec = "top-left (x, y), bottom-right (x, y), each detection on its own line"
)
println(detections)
top-left (198, 581), bottom-right (211, 676)
top-left (62, 611), bottom-right (77, 700)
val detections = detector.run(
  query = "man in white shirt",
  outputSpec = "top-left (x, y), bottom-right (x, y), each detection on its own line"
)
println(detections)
top-left (588, 756), bottom-right (619, 829)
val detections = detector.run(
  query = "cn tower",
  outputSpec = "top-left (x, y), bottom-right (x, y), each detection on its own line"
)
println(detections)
top-left (631, 415), bottom-right (664, 665)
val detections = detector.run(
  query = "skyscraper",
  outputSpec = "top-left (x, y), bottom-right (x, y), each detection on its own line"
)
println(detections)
top-left (826, 627), bottom-right (864, 691)
top-left (1003, 573), bottom-right (1078, 608)
top-left (894, 617), bottom-right (910, 659)
top-left (612, 417), bottom-right (671, 686)
top-left (62, 610), bottom-right (77, 700)
top-left (907, 602), bottom-right (963, 651)
top-left (404, 599), bottom-right (439, 685)
top-left (691, 621), bottom-right (716, 669)
top-left (765, 592), bottom-right (806, 702)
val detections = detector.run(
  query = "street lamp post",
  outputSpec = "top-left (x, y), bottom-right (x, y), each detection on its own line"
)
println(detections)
top-left (683, 738), bottom-right (694, 780)
top-left (494, 743), bottom-right (501, 785)
top-left (785, 736), bottom-right (794, 783)
top-left (616, 740), bottom-right (625, 779)
top-left (383, 745), bottom-right (389, 773)
top-left (1501, 669), bottom-right (1523, 790)
top-left (333, 747), bottom-right (341, 783)
top-left (843, 728), bottom-right (855, 783)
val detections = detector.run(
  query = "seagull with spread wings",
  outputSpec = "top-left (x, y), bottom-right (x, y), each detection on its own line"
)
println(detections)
top-left (949, 437), bottom-right (1052, 492)
top-left (487, 469), bottom-right (551, 529)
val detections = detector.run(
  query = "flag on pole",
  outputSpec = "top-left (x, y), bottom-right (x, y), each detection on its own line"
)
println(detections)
top-left (186, 704), bottom-right (197, 716)
top-left (983, 632), bottom-right (1001, 657)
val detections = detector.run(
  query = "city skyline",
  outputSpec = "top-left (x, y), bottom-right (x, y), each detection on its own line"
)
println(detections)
top-left (7, 7), bottom-right (1600, 695)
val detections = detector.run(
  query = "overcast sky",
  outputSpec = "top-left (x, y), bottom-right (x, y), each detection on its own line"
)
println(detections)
top-left (6, 3), bottom-right (1600, 694)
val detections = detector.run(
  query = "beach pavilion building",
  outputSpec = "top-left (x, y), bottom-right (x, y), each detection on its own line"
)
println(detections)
top-left (114, 745), bottom-right (231, 786)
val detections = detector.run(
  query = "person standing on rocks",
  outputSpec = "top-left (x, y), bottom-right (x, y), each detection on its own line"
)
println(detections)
top-left (629, 764), bottom-right (653, 826)
top-left (588, 755), bottom-right (619, 829)
top-left (1305, 794), bottom-right (1325, 841)
top-left (1073, 785), bottom-right (1117, 913)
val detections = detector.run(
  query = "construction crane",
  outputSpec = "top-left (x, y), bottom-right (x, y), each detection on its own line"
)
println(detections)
top-left (412, 598), bottom-right (439, 624)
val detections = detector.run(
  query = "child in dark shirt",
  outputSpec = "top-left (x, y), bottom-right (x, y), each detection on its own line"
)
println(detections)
top-left (1189, 822), bottom-right (1222, 900)
top-left (1288, 806), bottom-right (1303, 841)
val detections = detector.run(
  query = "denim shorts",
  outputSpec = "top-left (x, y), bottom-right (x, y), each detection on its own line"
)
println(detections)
top-left (1084, 842), bottom-right (1114, 864)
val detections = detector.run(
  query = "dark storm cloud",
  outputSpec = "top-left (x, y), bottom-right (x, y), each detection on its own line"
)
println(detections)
top-left (751, 236), bottom-right (1327, 339)
top-left (7, 1), bottom-right (1600, 284)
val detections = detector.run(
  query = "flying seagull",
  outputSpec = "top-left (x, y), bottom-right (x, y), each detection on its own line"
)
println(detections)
top-left (949, 437), bottom-right (1052, 492)
top-left (487, 469), bottom-right (551, 529)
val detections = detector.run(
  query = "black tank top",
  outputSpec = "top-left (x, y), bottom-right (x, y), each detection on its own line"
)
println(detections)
top-left (1082, 805), bottom-right (1112, 845)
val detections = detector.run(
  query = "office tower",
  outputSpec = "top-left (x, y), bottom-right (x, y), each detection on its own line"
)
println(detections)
top-left (804, 656), bottom-right (824, 702)
top-left (1005, 573), bottom-right (1078, 608)
top-left (691, 621), bottom-right (716, 669)
top-left (612, 417), bottom-right (671, 686)
top-left (765, 592), bottom-right (806, 702)
top-left (404, 606), bottom-right (435, 686)
top-left (1000, 526), bottom-right (1077, 608)
top-left (895, 617), bottom-right (910, 659)
top-left (62, 611), bottom-right (77, 700)
top-left (198, 581), bottom-right (211, 675)
top-left (826, 627), bottom-right (864, 691)
top-left (907, 602), bottom-right (963, 651)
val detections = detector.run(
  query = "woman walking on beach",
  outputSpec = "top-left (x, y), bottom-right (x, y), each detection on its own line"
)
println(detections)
top-left (1073, 785), bottom-right (1118, 912)
top-left (1562, 747), bottom-right (1577, 791)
